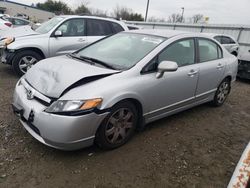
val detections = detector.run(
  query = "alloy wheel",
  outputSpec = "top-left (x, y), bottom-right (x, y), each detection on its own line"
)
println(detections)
top-left (105, 108), bottom-right (134, 144)
top-left (18, 56), bottom-right (37, 74)
top-left (217, 82), bottom-right (230, 104)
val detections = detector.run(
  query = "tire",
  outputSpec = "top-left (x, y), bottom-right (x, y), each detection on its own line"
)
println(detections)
top-left (95, 101), bottom-right (138, 150)
top-left (12, 50), bottom-right (43, 76)
top-left (211, 78), bottom-right (231, 107)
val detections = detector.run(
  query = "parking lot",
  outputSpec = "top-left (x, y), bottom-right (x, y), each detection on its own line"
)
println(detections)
top-left (0, 62), bottom-right (249, 187)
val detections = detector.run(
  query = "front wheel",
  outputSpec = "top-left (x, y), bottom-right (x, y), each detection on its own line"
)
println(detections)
top-left (95, 101), bottom-right (138, 150)
top-left (12, 50), bottom-right (43, 76)
top-left (211, 79), bottom-right (231, 107)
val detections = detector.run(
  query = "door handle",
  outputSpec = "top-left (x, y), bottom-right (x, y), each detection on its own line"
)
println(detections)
top-left (216, 63), bottom-right (224, 69)
top-left (188, 70), bottom-right (198, 76)
top-left (78, 38), bottom-right (85, 42)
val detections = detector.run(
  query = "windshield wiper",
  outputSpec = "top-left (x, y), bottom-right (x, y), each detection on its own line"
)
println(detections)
top-left (79, 55), bottom-right (116, 70)
top-left (68, 54), bottom-right (116, 70)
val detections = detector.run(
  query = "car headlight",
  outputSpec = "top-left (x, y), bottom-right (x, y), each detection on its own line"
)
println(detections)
top-left (3, 37), bottom-right (15, 46)
top-left (45, 98), bottom-right (103, 114)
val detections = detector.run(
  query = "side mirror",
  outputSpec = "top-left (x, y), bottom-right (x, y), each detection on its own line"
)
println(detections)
top-left (54, 30), bottom-right (63, 37)
top-left (156, 61), bottom-right (178, 79)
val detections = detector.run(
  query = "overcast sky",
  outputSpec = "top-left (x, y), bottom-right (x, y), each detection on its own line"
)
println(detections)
top-left (11, 0), bottom-right (250, 25)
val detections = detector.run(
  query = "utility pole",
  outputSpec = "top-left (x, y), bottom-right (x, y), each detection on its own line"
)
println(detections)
top-left (145, 0), bottom-right (150, 22)
top-left (181, 7), bottom-right (185, 23)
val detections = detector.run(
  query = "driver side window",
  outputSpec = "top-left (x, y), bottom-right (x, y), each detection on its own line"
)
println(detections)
top-left (142, 38), bottom-right (195, 73)
top-left (158, 39), bottom-right (195, 67)
top-left (56, 19), bottom-right (86, 37)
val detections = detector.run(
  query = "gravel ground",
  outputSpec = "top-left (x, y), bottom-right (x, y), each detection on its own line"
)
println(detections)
top-left (0, 63), bottom-right (250, 188)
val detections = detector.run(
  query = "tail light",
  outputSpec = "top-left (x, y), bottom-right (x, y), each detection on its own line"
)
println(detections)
top-left (4, 22), bottom-right (12, 27)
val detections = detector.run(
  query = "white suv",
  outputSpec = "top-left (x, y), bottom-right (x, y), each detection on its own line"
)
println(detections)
top-left (1, 15), bottom-right (128, 75)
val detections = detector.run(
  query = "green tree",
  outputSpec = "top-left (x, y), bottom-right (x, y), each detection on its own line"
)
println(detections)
top-left (112, 6), bottom-right (144, 21)
top-left (36, 0), bottom-right (72, 15)
top-left (75, 3), bottom-right (90, 15)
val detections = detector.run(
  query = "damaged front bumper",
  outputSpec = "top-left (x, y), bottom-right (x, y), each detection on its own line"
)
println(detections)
top-left (238, 60), bottom-right (250, 79)
top-left (12, 79), bottom-right (109, 150)
top-left (1, 48), bottom-right (15, 65)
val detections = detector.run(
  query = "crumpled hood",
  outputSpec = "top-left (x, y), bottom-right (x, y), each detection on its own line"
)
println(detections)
top-left (0, 25), bottom-right (38, 38)
top-left (25, 55), bottom-right (119, 98)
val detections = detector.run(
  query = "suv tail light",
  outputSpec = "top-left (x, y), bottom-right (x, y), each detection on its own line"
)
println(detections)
top-left (4, 22), bottom-right (12, 27)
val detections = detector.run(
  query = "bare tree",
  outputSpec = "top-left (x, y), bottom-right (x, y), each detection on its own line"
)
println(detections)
top-left (75, 3), bottom-right (90, 15)
top-left (147, 16), bottom-right (166, 22)
top-left (167, 13), bottom-right (183, 23)
top-left (112, 5), bottom-right (144, 21)
top-left (112, 5), bottom-right (130, 20)
top-left (90, 8), bottom-right (108, 17)
top-left (192, 14), bottom-right (204, 23)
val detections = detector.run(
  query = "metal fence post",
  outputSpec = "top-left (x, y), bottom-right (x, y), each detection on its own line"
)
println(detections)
top-left (237, 27), bottom-right (244, 43)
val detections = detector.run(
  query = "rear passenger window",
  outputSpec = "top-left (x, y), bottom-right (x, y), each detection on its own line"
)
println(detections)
top-left (56, 19), bottom-right (85, 37)
top-left (221, 36), bottom-right (231, 44)
top-left (214, 36), bottom-right (221, 43)
top-left (87, 19), bottom-right (113, 36)
top-left (229, 37), bottom-right (236, 44)
top-left (158, 39), bottom-right (195, 67)
top-left (198, 39), bottom-right (220, 62)
top-left (111, 22), bottom-right (124, 33)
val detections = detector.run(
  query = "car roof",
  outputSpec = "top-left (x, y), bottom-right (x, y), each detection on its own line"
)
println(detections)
top-left (125, 29), bottom-right (190, 38)
top-left (57, 15), bottom-right (120, 22)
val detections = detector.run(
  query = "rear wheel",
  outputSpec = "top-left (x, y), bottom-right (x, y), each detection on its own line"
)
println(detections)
top-left (95, 101), bottom-right (138, 149)
top-left (211, 78), bottom-right (231, 106)
top-left (12, 50), bottom-right (43, 76)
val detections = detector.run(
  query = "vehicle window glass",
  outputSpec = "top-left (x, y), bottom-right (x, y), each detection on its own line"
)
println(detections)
top-left (14, 19), bottom-right (28, 25)
top-left (56, 19), bottom-right (85, 37)
top-left (214, 36), bottom-right (221, 43)
top-left (218, 46), bottom-right (223, 58)
top-left (76, 33), bottom-right (165, 70)
top-left (111, 22), bottom-right (124, 33)
top-left (87, 19), bottom-right (113, 36)
top-left (158, 39), bottom-right (195, 67)
top-left (198, 39), bottom-right (219, 62)
top-left (229, 37), bottom-right (236, 44)
top-left (221, 36), bottom-right (231, 44)
top-left (36, 17), bottom-right (64, 34)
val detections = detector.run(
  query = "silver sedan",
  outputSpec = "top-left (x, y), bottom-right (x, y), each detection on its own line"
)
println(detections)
top-left (12, 29), bottom-right (238, 150)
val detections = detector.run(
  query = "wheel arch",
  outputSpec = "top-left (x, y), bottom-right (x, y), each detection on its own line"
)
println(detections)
top-left (14, 47), bottom-right (46, 59)
top-left (102, 96), bottom-right (145, 130)
top-left (224, 75), bottom-right (232, 82)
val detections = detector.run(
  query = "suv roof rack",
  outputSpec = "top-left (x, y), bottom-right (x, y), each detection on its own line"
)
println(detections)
top-left (78, 14), bottom-right (119, 21)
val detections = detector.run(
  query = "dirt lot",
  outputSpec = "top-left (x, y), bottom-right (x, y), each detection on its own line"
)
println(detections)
top-left (0, 63), bottom-right (250, 188)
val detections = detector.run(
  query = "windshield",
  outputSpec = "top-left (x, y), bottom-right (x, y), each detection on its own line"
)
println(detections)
top-left (76, 33), bottom-right (165, 70)
top-left (35, 17), bottom-right (64, 34)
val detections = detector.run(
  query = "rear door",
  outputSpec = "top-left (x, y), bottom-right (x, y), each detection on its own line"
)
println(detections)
top-left (195, 38), bottom-right (226, 98)
top-left (48, 18), bottom-right (87, 57)
top-left (85, 19), bottom-right (119, 45)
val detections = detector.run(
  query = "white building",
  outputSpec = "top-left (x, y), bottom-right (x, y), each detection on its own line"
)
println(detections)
top-left (0, 0), bottom-right (55, 23)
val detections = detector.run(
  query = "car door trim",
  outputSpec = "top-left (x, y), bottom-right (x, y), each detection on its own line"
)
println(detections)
top-left (144, 88), bottom-right (216, 119)
top-left (144, 96), bottom-right (195, 117)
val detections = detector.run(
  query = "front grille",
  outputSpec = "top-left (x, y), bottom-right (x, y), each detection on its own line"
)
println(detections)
top-left (34, 96), bottom-right (51, 106)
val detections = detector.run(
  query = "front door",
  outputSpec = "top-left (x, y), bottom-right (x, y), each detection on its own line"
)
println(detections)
top-left (49, 18), bottom-right (87, 57)
top-left (141, 38), bottom-right (199, 121)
